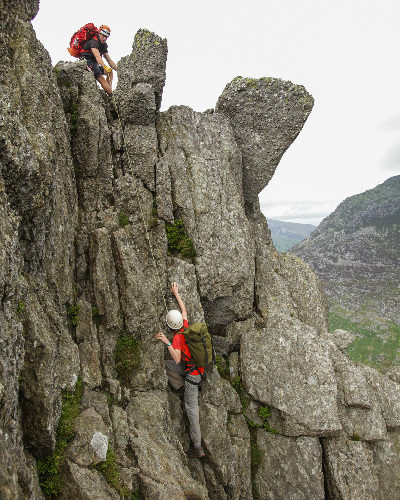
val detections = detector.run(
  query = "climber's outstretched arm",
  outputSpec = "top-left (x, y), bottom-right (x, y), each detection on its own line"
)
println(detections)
top-left (171, 282), bottom-right (187, 321)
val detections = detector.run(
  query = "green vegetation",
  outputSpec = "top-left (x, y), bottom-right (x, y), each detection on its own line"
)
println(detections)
top-left (134, 29), bottom-right (161, 50)
top-left (37, 379), bottom-right (83, 498)
top-left (92, 447), bottom-right (133, 498)
top-left (351, 434), bottom-right (361, 441)
top-left (231, 375), bottom-right (242, 395)
top-left (268, 219), bottom-right (315, 252)
top-left (165, 219), bottom-right (196, 264)
top-left (92, 307), bottom-right (102, 326)
top-left (245, 77), bottom-right (258, 88)
top-left (114, 334), bottom-right (141, 384)
top-left (329, 310), bottom-right (400, 373)
top-left (67, 304), bottom-right (81, 327)
top-left (150, 197), bottom-right (158, 229)
top-left (249, 426), bottom-right (261, 500)
top-left (250, 438), bottom-right (261, 467)
top-left (16, 300), bottom-right (25, 316)
top-left (118, 212), bottom-right (130, 228)
top-left (215, 355), bottom-right (230, 379)
top-left (259, 406), bottom-right (277, 434)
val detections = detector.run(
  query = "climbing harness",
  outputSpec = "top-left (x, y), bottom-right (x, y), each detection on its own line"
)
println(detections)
top-left (111, 94), bottom-right (168, 313)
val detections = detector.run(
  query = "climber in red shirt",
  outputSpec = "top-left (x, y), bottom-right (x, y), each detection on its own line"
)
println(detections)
top-left (155, 282), bottom-right (205, 458)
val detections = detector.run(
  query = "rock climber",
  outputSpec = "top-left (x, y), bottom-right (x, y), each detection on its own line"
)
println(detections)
top-left (155, 282), bottom-right (205, 458)
top-left (80, 24), bottom-right (117, 95)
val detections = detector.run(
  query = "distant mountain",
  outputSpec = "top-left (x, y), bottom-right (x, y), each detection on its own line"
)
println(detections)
top-left (267, 219), bottom-right (316, 252)
top-left (291, 176), bottom-right (400, 372)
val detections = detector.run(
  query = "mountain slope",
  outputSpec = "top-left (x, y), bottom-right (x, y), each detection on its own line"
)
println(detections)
top-left (267, 219), bottom-right (316, 251)
top-left (291, 176), bottom-right (400, 371)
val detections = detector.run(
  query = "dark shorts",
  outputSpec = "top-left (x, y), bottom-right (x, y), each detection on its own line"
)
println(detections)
top-left (81, 58), bottom-right (104, 79)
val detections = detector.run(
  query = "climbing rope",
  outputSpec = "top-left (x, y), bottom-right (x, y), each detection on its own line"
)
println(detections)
top-left (111, 94), bottom-right (168, 313)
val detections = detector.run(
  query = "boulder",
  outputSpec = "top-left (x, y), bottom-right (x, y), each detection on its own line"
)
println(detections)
top-left (216, 76), bottom-right (313, 202)
top-left (322, 436), bottom-right (379, 500)
top-left (66, 408), bottom-right (109, 467)
top-left (254, 432), bottom-right (325, 500)
top-left (61, 460), bottom-right (119, 500)
top-left (241, 313), bottom-right (341, 436)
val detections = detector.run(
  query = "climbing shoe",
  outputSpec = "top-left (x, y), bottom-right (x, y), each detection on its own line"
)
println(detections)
top-left (187, 445), bottom-right (205, 458)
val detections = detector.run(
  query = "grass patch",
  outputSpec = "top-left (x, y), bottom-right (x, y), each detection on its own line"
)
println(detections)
top-left (93, 447), bottom-right (133, 498)
top-left (37, 379), bottom-right (83, 498)
top-left (115, 334), bottom-right (141, 385)
top-left (329, 311), bottom-right (400, 373)
top-left (215, 355), bottom-right (230, 379)
top-left (118, 212), bottom-right (130, 228)
top-left (259, 405), bottom-right (277, 434)
top-left (67, 304), bottom-right (80, 327)
top-left (231, 375), bottom-right (242, 395)
top-left (165, 219), bottom-right (196, 264)
top-left (250, 437), bottom-right (261, 467)
top-left (16, 300), bottom-right (25, 316)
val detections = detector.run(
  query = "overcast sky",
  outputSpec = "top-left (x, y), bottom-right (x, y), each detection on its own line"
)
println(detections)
top-left (33, 0), bottom-right (400, 225)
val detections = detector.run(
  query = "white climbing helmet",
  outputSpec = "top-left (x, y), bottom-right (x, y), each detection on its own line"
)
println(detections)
top-left (166, 310), bottom-right (183, 330)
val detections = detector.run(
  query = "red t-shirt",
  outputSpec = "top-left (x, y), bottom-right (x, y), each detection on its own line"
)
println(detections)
top-left (172, 319), bottom-right (204, 376)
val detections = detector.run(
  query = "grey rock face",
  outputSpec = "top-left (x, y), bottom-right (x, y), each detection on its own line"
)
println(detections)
top-left (370, 432), bottom-right (400, 500)
top-left (321, 328), bottom-right (357, 350)
top-left (66, 408), bottom-right (109, 467)
top-left (1, 2), bottom-right (400, 498)
top-left (216, 76), bottom-right (314, 202)
top-left (127, 390), bottom-right (210, 500)
top-left (361, 366), bottom-right (400, 431)
top-left (254, 433), bottom-right (325, 500)
top-left (117, 29), bottom-right (168, 111)
top-left (241, 313), bottom-right (341, 436)
top-left (322, 437), bottom-right (380, 500)
top-left (0, 4), bottom-right (78, 494)
top-left (157, 106), bottom-right (255, 326)
top-left (387, 366), bottom-right (400, 384)
top-left (200, 372), bottom-right (252, 499)
top-left (330, 345), bottom-right (387, 442)
top-left (61, 460), bottom-right (119, 500)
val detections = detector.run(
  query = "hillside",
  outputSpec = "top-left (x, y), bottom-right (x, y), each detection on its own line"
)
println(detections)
top-left (291, 176), bottom-right (400, 372)
top-left (267, 219), bottom-right (316, 251)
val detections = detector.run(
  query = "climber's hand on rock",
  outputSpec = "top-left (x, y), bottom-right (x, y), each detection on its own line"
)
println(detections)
top-left (156, 332), bottom-right (169, 344)
top-left (171, 282), bottom-right (179, 295)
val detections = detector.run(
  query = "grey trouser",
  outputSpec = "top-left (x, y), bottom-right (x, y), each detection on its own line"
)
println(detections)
top-left (165, 360), bottom-right (202, 447)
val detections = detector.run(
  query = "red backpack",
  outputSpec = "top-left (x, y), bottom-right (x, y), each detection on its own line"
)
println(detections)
top-left (68, 23), bottom-right (99, 58)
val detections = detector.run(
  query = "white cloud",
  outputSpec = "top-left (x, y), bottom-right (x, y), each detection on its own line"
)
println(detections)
top-left (260, 200), bottom-right (340, 226)
top-left (381, 141), bottom-right (400, 171)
